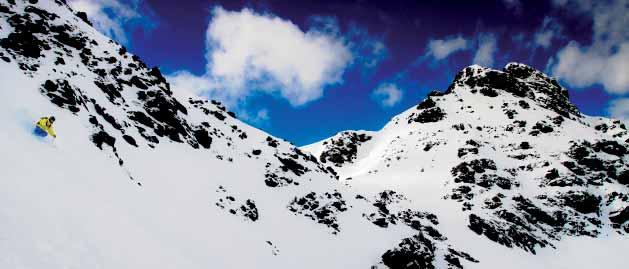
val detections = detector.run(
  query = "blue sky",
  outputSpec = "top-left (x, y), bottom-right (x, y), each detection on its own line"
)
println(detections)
top-left (68, 0), bottom-right (629, 146)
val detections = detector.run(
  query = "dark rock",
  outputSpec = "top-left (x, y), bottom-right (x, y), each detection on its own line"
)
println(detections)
top-left (578, 158), bottom-right (605, 171)
top-left (319, 132), bottom-right (371, 166)
top-left (148, 67), bottom-right (167, 86)
top-left (373, 218), bottom-right (389, 228)
top-left (468, 213), bottom-right (546, 254)
top-left (266, 136), bottom-right (279, 148)
top-left (288, 191), bottom-right (347, 233)
top-left (122, 135), bottom-right (138, 147)
top-left (192, 128), bottom-right (212, 149)
top-left (129, 76), bottom-right (148, 90)
top-left (545, 169), bottom-right (559, 180)
top-left (264, 172), bottom-right (296, 187)
top-left (458, 147), bottom-right (478, 158)
top-left (518, 100), bottom-right (530, 109)
top-left (409, 107), bottom-right (446, 123)
top-left (609, 207), bottom-right (629, 225)
top-left (451, 159), bottom-right (497, 183)
top-left (128, 111), bottom-right (154, 128)
top-left (594, 140), bottom-right (627, 157)
top-left (277, 156), bottom-right (308, 176)
top-left (416, 98), bottom-right (436, 110)
top-left (618, 170), bottom-right (629, 186)
top-left (381, 233), bottom-right (436, 269)
top-left (94, 81), bottom-right (122, 103)
top-left (561, 191), bottom-right (601, 214)
top-left (75, 11), bottom-right (92, 26)
top-left (94, 103), bottom-right (122, 130)
top-left (532, 121), bottom-right (554, 134)
top-left (0, 4), bottom-right (11, 14)
top-left (513, 196), bottom-right (564, 227)
top-left (50, 24), bottom-right (87, 50)
top-left (40, 79), bottom-right (83, 113)
top-left (91, 131), bottom-right (115, 150)
top-left (240, 199), bottom-right (259, 221)
top-left (479, 87), bottom-right (498, 97)
top-left (1, 30), bottom-right (50, 59)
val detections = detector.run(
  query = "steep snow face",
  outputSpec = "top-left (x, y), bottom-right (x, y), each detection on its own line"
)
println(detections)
top-left (304, 64), bottom-right (629, 267)
top-left (0, 1), bottom-right (479, 269)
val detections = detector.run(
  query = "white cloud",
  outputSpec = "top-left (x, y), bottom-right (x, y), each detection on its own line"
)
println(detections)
top-left (169, 7), bottom-right (352, 107)
top-left (425, 35), bottom-right (469, 60)
top-left (167, 70), bottom-right (218, 97)
top-left (550, 0), bottom-right (629, 94)
top-left (239, 108), bottom-right (270, 125)
top-left (67, 0), bottom-right (151, 45)
top-left (608, 98), bottom-right (629, 124)
top-left (534, 17), bottom-right (562, 49)
top-left (372, 83), bottom-right (403, 107)
top-left (473, 34), bottom-right (497, 67)
top-left (553, 42), bottom-right (629, 94)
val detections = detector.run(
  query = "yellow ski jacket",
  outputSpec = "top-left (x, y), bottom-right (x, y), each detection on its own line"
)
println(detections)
top-left (36, 117), bottom-right (56, 138)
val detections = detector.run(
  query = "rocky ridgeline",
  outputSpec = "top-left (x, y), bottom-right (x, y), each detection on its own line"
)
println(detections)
top-left (311, 60), bottom-right (629, 258)
top-left (415, 65), bottom-right (629, 251)
top-left (3, 1), bottom-right (628, 268)
top-left (1, 1), bottom-right (481, 268)
top-left (0, 0), bottom-right (333, 187)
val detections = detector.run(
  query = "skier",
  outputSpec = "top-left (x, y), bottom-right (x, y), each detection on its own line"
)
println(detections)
top-left (34, 116), bottom-right (57, 138)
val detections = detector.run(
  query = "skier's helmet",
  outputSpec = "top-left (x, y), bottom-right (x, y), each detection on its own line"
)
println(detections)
top-left (49, 116), bottom-right (55, 123)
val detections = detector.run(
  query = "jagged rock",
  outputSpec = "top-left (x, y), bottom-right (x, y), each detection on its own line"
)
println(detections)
top-left (318, 131), bottom-right (372, 166)
top-left (288, 191), bottom-right (347, 233)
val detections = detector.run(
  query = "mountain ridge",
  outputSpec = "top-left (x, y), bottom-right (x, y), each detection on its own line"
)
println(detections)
top-left (0, 1), bottom-right (480, 268)
top-left (1, 1), bottom-right (628, 268)
top-left (303, 62), bottom-right (629, 265)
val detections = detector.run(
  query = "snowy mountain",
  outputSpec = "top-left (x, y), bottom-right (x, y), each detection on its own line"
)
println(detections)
top-left (0, 1), bottom-right (627, 268)
top-left (304, 63), bottom-right (629, 267)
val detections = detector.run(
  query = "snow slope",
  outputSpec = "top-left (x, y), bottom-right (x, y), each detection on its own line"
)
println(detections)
top-left (304, 64), bottom-right (629, 268)
top-left (1, 1), bottom-right (481, 268)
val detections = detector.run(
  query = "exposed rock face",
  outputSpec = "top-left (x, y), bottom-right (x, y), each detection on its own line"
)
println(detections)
top-left (317, 131), bottom-right (373, 166)
top-left (3, 1), bottom-right (629, 268)
top-left (445, 63), bottom-right (580, 119)
top-left (304, 61), bottom-right (629, 265)
top-left (1, 2), bottom-right (481, 268)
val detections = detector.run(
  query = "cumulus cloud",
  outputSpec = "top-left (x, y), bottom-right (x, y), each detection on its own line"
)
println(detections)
top-left (372, 83), bottom-right (403, 107)
top-left (473, 34), bottom-right (497, 67)
top-left (425, 35), bottom-right (469, 60)
top-left (169, 7), bottom-right (352, 107)
top-left (67, 0), bottom-right (154, 45)
top-left (552, 42), bottom-right (629, 94)
top-left (167, 70), bottom-right (218, 97)
top-left (534, 17), bottom-right (562, 49)
top-left (550, 0), bottom-right (629, 94)
top-left (608, 98), bottom-right (629, 124)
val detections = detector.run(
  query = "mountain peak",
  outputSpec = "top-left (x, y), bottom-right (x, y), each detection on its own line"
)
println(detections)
top-left (2, 1), bottom-right (629, 268)
top-left (446, 63), bottom-right (580, 118)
